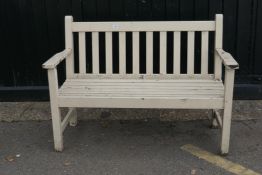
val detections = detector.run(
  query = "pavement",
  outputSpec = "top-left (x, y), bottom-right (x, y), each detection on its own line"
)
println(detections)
top-left (0, 119), bottom-right (262, 174)
top-left (0, 100), bottom-right (262, 174)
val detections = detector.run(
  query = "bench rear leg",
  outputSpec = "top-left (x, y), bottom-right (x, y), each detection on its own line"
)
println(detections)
top-left (69, 108), bottom-right (77, 126)
top-left (220, 69), bottom-right (235, 155)
top-left (210, 109), bottom-right (219, 128)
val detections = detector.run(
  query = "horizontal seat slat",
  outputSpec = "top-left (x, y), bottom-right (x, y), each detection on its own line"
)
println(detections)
top-left (58, 97), bottom-right (224, 109)
top-left (61, 85), bottom-right (223, 90)
top-left (63, 78), bottom-right (222, 84)
top-left (72, 21), bottom-right (215, 32)
top-left (59, 95), bottom-right (223, 99)
top-left (71, 74), bottom-right (216, 79)
top-left (62, 84), bottom-right (223, 89)
top-left (59, 90), bottom-right (224, 95)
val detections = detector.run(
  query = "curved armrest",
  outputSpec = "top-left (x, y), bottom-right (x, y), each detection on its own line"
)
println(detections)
top-left (216, 48), bottom-right (239, 69)
top-left (42, 48), bottom-right (72, 69)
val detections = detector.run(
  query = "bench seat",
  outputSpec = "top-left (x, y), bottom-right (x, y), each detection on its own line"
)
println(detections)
top-left (58, 79), bottom-right (224, 109)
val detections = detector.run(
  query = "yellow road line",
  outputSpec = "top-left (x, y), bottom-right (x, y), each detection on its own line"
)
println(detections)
top-left (181, 144), bottom-right (261, 175)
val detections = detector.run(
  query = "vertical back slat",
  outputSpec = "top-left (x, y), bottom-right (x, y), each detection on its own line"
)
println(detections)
top-left (187, 31), bottom-right (195, 74)
top-left (201, 31), bottom-right (209, 74)
top-left (146, 32), bottom-right (153, 74)
top-left (92, 32), bottom-right (99, 74)
top-left (215, 14), bottom-right (223, 79)
top-left (119, 32), bottom-right (126, 74)
top-left (105, 32), bottom-right (113, 74)
top-left (132, 32), bottom-right (139, 74)
top-left (65, 16), bottom-right (74, 78)
top-left (160, 32), bottom-right (167, 74)
top-left (79, 32), bottom-right (86, 73)
top-left (173, 32), bottom-right (181, 74)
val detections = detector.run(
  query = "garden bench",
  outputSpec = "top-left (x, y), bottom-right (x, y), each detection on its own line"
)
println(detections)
top-left (43, 14), bottom-right (239, 154)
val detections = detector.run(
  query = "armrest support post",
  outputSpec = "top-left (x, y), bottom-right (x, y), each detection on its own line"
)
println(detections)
top-left (47, 68), bottom-right (64, 151)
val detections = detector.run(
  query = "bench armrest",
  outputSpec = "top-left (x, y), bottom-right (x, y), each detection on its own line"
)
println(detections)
top-left (42, 48), bottom-right (72, 69)
top-left (216, 48), bottom-right (239, 70)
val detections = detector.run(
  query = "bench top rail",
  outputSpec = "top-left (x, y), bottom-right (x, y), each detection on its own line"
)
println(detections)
top-left (72, 21), bottom-right (215, 32)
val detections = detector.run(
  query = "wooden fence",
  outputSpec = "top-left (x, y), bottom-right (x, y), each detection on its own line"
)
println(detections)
top-left (0, 0), bottom-right (261, 99)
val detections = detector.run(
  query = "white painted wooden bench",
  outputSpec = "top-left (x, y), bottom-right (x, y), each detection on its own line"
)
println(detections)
top-left (43, 14), bottom-right (239, 154)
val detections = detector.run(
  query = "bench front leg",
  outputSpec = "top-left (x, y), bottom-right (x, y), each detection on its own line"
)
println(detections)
top-left (47, 68), bottom-right (63, 151)
top-left (221, 68), bottom-right (235, 155)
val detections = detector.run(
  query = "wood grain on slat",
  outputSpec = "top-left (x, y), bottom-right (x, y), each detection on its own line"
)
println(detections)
top-left (62, 79), bottom-right (223, 86)
top-left (59, 79), bottom-right (224, 97)
top-left (71, 74), bottom-right (215, 80)
top-left (62, 81), bottom-right (223, 86)
top-left (106, 32), bottom-right (113, 74)
top-left (79, 32), bottom-right (86, 73)
top-left (92, 32), bottom-right (99, 74)
top-left (119, 32), bottom-right (126, 74)
top-left (62, 79), bottom-right (223, 85)
top-left (60, 87), bottom-right (224, 94)
top-left (201, 31), bottom-right (209, 74)
top-left (146, 32), bottom-right (153, 74)
top-left (58, 97), bottom-right (224, 109)
top-left (61, 85), bottom-right (224, 90)
top-left (60, 92), bottom-right (224, 97)
top-left (173, 32), bottom-right (181, 74)
top-left (132, 32), bottom-right (139, 74)
top-left (187, 32), bottom-right (195, 74)
top-left (160, 32), bottom-right (167, 74)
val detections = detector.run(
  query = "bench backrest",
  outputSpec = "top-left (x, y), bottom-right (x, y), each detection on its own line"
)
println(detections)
top-left (65, 14), bottom-right (223, 80)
